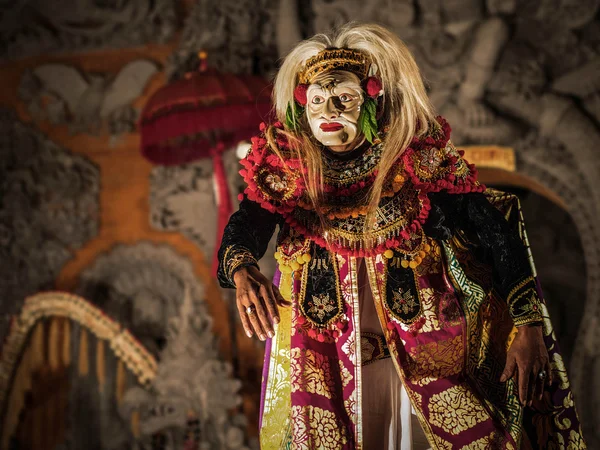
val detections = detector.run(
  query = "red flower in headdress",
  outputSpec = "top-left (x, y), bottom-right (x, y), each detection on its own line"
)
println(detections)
top-left (363, 76), bottom-right (383, 98)
top-left (294, 84), bottom-right (309, 105)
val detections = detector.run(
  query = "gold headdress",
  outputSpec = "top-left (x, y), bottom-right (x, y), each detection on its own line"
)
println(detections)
top-left (298, 48), bottom-right (371, 84)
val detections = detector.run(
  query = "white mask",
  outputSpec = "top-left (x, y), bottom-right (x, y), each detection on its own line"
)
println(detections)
top-left (306, 71), bottom-right (365, 152)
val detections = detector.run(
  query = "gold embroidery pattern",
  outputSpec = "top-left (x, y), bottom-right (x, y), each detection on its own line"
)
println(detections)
top-left (568, 430), bottom-right (586, 449)
top-left (260, 275), bottom-right (293, 450)
top-left (459, 431), bottom-right (506, 449)
top-left (412, 146), bottom-right (449, 181)
top-left (428, 384), bottom-right (490, 435)
top-left (290, 348), bottom-right (336, 399)
top-left (299, 48), bottom-right (370, 84)
top-left (290, 406), bottom-right (311, 450)
top-left (406, 335), bottom-right (464, 386)
top-left (434, 436), bottom-right (453, 450)
top-left (505, 276), bottom-right (543, 327)
top-left (550, 352), bottom-right (570, 390)
top-left (307, 293), bottom-right (336, 321)
top-left (392, 288), bottom-right (418, 315)
top-left (291, 405), bottom-right (349, 449)
top-left (344, 395), bottom-right (357, 417)
top-left (341, 333), bottom-right (356, 360)
top-left (339, 360), bottom-right (353, 389)
top-left (222, 246), bottom-right (258, 284)
top-left (298, 251), bottom-right (344, 329)
top-left (255, 166), bottom-right (299, 202)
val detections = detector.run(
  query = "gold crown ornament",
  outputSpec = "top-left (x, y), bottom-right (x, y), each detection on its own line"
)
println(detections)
top-left (298, 48), bottom-right (371, 84)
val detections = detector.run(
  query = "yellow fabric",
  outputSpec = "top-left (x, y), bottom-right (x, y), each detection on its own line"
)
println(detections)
top-left (260, 271), bottom-right (293, 449)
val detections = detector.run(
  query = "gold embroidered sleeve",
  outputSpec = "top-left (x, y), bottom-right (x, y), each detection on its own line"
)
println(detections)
top-left (222, 246), bottom-right (259, 286)
top-left (506, 276), bottom-right (543, 327)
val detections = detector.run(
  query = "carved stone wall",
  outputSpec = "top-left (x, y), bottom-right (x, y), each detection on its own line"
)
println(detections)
top-left (166, 0), bottom-right (280, 78)
top-left (19, 60), bottom-right (159, 139)
top-left (76, 242), bottom-right (208, 356)
top-left (119, 280), bottom-right (255, 450)
top-left (0, 108), bottom-right (100, 341)
top-left (74, 242), bottom-right (253, 449)
top-left (0, 0), bottom-right (177, 61)
top-left (149, 148), bottom-right (278, 280)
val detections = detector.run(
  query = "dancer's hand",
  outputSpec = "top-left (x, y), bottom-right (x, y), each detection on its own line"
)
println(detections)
top-left (500, 324), bottom-right (553, 406)
top-left (233, 266), bottom-right (291, 341)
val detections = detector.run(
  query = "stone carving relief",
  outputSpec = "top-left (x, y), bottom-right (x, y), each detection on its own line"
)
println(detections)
top-left (119, 285), bottom-right (255, 450)
top-left (149, 148), bottom-right (278, 280)
top-left (19, 60), bottom-right (159, 139)
top-left (0, 0), bottom-right (176, 61)
top-left (73, 243), bottom-right (253, 449)
top-left (76, 242), bottom-right (207, 356)
top-left (0, 107), bottom-right (100, 341)
top-left (150, 158), bottom-right (219, 260)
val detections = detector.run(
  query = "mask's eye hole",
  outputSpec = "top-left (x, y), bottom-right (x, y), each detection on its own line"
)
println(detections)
top-left (311, 95), bottom-right (324, 104)
top-left (339, 94), bottom-right (353, 102)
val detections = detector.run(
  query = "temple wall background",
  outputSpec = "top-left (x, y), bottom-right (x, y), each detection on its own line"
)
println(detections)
top-left (0, 0), bottom-right (598, 448)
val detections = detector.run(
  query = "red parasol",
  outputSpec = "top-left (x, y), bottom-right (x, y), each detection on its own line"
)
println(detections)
top-left (139, 54), bottom-right (273, 275)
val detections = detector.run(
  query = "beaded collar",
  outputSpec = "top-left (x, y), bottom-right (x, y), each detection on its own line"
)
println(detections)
top-left (239, 117), bottom-right (484, 257)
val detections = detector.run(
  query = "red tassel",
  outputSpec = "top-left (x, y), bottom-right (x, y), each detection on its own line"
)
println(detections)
top-left (211, 150), bottom-right (233, 277)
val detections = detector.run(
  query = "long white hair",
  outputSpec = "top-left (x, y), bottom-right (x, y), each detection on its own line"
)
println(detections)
top-left (270, 22), bottom-right (437, 218)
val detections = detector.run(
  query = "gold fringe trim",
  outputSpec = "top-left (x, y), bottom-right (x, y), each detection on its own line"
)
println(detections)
top-left (78, 328), bottom-right (89, 376)
top-left (48, 318), bottom-right (60, 371)
top-left (0, 291), bottom-right (158, 444)
top-left (30, 321), bottom-right (45, 370)
top-left (96, 340), bottom-right (106, 392)
top-left (62, 319), bottom-right (71, 367)
top-left (116, 360), bottom-right (126, 404)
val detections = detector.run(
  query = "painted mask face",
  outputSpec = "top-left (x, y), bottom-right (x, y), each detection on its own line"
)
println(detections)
top-left (306, 71), bottom-right (364, 151)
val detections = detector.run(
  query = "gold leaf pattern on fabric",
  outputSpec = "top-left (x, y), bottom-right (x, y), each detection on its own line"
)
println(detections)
top-left (339, 360), bottom-right (353, 389)
top-left (458, 431), bottom-right (507, 449)
top-left (341, 333), bottom-right (356, 360)
top-left (291, 405), bottom-right (349, 449)
top-left (433, 435), bottom-right (453, 450)
top-left (567, 430), bottom-right (586, 449)
top-left (290, 348), bottom-right (336, 399)
top-left (290, 405), bottom-right (311, 450)
top-left (406, 335), bottom-right (464, 386)
top-left (428, 384), bottom-right (490, 435)
top-left (551, 352), bottom-right (570, 390)
top-left (344, 394), bottom-right (357, 417)
top-left (361, 338), bottom-right (376, 362)
top-left (260, 285), bottom-right (293, 450)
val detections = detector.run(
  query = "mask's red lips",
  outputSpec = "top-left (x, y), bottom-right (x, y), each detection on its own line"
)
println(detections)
top-left (320, 122), bottom-right (344, 132)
